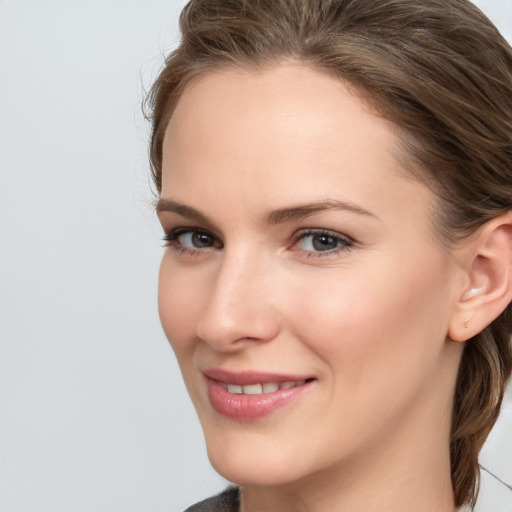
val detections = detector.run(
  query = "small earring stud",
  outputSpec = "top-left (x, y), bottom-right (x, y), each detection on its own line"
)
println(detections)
top-left (464, 319), bottom-right (470, 329)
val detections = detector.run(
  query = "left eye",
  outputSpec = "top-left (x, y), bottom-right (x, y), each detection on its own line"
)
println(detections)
top-left (163, 228), bottom-right (221, 250)
top-left (178, 231), bottom-right (216, 248)
top-left (294, 230), bottom-right (352, 253)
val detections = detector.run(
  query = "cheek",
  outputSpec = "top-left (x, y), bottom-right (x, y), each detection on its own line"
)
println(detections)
top-left (158, 257), bottom-right (205, 356)
top-left (287, 255), bottom-right (453, 387)
top-left (279, 257), bottom-right (456, 454)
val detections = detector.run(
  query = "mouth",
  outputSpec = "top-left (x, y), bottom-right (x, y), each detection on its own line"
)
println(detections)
top-left (203, 368), bottom-right (316, 421)
top-left (216, 379), bottom-right (313, 395)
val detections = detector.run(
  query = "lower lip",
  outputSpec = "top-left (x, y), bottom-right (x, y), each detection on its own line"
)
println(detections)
top-left (206, 378), bottom-right (314, 421)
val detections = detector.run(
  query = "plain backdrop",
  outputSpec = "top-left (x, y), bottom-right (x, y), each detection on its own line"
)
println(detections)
top-left (0, 1), bottom-right (511, 511)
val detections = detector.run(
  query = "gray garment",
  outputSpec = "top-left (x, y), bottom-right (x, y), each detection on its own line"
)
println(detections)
top-left (184, 487), bottom-right (239, 512)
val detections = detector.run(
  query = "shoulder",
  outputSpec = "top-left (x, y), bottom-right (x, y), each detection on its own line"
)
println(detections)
top-left (183, 486), bottom-right (240, 512)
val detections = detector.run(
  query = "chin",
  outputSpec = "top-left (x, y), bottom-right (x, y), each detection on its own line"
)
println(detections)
top-left (202, 424), bottom-right (326, 488)
top-left (208, 450), bottom-right (300, 487)
top-left (205, 432), bottom-right (277, 484)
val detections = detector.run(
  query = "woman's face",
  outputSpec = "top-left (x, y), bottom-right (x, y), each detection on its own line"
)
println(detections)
top-left (157, 64), bottom-right (464, 488)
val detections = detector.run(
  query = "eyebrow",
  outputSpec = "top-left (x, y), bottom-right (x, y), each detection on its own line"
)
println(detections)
top-left (156, 198), bottom-right (376, 224)
top-left (267, 199), bottom-right (376, 224)
top-left (156, 198), bottom-right (209, 223)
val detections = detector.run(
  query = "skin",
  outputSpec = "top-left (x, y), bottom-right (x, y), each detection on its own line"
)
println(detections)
top-left (157, 63), bottom-right (468, 512)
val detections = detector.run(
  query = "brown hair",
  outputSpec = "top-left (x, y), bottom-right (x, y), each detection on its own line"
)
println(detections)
top-left (146, 0), bottom-right (512, 506)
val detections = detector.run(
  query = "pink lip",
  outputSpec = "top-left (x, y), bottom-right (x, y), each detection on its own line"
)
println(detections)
top-left (203, 368), bottom-right (316, 421)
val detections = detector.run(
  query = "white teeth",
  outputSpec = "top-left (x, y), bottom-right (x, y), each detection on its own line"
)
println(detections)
top-left (262, 382), bottom-right (279, 393)
top-left (221, 380), bottom-right (309, 395)
top-left (227, 384), bottom-right (243, 394)
top-left (243, 384), bottom-right (263, 395)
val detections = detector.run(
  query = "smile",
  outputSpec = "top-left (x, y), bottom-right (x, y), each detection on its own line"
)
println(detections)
top-left (218, 380), bottom-right (308, 395)
top-left (204, 369), bottom-right (316, 421)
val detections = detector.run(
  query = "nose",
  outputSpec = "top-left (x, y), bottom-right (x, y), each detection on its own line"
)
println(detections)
top-left (195, 249), bottom-right (280, 351)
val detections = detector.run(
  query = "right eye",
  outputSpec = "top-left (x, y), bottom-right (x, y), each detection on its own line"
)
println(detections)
top-left (163, 228), bottom-right (222, 253)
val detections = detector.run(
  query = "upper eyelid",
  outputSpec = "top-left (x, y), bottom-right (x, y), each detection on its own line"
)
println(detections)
top-left (165, 226), bottom-right (351, 238)
top-left (291, 228), bottom-right (354, 243)
top-left (164, 226), bottom-right (219, 238)
top-left (165, 226), bottom-right (219, 239)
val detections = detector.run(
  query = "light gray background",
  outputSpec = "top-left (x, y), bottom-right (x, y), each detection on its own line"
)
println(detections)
top-left (0, 1), bottom-right (511, 511)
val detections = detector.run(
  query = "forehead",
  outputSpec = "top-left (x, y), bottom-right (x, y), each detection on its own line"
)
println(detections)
top-left (164, 63), bottom-right (394, 160)
top-left (161, 63), bottom-right (434, 231)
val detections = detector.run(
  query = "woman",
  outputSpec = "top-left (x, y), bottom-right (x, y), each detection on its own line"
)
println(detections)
top-left (147, 0), bottom-right (512, 510)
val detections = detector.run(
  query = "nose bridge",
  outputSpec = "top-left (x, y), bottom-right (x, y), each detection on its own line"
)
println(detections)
top-left (196, 244), bottom-right (279, 349)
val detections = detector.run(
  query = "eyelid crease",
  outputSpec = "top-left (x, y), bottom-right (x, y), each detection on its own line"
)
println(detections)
top-left (292, 226), bottom-right (355, 241)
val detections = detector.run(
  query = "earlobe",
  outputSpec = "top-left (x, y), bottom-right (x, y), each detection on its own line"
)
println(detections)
top-left (449, 212), bottom-right (512, 343)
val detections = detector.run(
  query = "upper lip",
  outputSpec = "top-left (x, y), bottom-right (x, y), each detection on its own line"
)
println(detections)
top-left (203, 367), bottom-right (315, 386)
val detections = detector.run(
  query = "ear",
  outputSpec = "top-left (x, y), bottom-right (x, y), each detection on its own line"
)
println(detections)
top-left (449, 212), bottom-right (512, 342)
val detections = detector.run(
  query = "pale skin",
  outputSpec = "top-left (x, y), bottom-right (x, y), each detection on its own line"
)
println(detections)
top-left (157, 63), bottom-right (512, 512)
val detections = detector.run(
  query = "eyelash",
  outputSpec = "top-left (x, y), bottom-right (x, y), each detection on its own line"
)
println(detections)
top-left (290, 229), bottom-right (354, 258)
top-left (162, 228), bottom-right (223, 255)
top-left (162, 228), bottom-right (354, 258)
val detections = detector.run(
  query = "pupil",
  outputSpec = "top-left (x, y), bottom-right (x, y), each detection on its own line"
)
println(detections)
top-left (193, 232), bottom-right (213, 247)
top-left (313, 235), bottom-right (337, 251)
